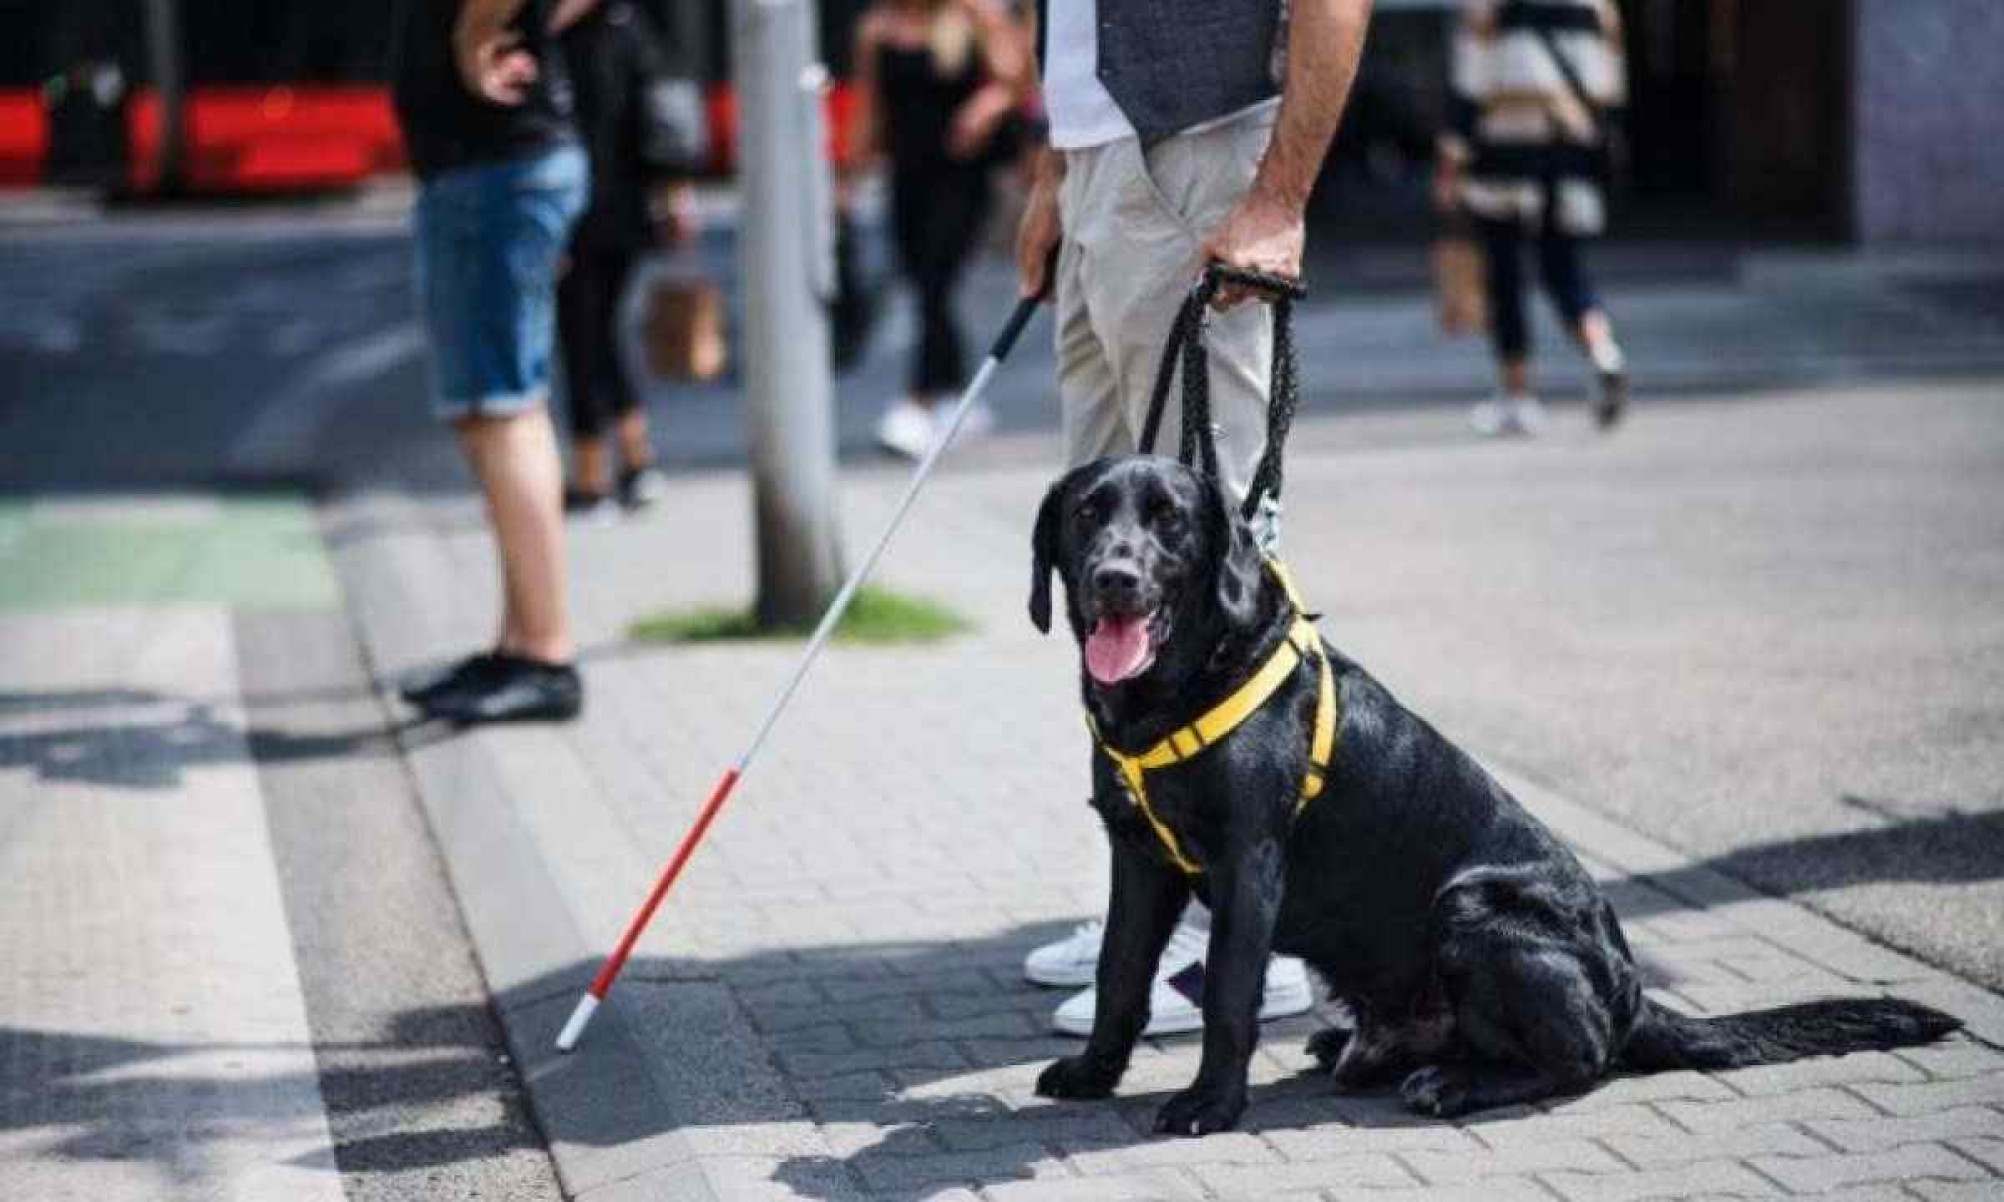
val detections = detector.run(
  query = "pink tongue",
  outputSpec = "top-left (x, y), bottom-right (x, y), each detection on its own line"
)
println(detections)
top-left (1085, 616), bottom-right (1154, 684)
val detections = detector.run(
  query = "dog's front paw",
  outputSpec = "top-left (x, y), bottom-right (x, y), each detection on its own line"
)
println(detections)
top-left (1036, 1055), bottom-right (1120, 1100)
top-left (1153, 1083), bottom-right (1247, 1137)
top-left (1399, 1064), bottom-right (1472, 1118)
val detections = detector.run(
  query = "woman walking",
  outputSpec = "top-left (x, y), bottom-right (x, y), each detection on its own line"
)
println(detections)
top-left (852, 0), bottom-right (1026, 459)
top-left (1436, 0), bottom-right (1630, 436)
top-left (557, 0), bottom-right (697, 516)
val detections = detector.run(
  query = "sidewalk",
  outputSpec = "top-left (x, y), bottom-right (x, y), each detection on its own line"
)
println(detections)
top-left (331, 381), bottom-right (2004, 1200)
top-left (0, 493), bottom-right (561, 1200)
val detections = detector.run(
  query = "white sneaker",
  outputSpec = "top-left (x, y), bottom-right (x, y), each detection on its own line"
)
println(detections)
top-left (1049, 926), bottom-right (1316, 1037)
top-left (1468, 397), bottom-right (1514, 437)
top-left (1024, 919), bottom-right (1105, 988)
top-left (934, 398), bottom-right (995, 445)
top-left (873, 397), bottom-right (935, 459)
top-left (1510, 393), bottom-right (1547, 435)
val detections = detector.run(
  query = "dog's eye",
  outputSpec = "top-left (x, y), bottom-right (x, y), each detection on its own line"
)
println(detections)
top-left (1148, 501), bottom-right (1185, 536)
top-left (1073, 501), bottom-right (1100, 529)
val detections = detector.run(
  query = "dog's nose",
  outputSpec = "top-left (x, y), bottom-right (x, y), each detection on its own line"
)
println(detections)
top-left (1092, 563), bottom-right (1143, 607)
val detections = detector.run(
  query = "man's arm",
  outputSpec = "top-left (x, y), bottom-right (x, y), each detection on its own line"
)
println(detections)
top-left (1014, 2), bottom-right (1064, 300)
top-left (456, 0), bottom-right (597, 105)
top-left (1201, 0), bottom-right (1372, 306)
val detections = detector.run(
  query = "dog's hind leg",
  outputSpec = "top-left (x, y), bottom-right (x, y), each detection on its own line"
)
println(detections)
top-left (1401, 903), bottom-right (1626, 1117)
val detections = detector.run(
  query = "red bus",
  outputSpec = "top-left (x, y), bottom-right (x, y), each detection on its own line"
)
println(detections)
top-left (0, 0), bottom-right (869, 194)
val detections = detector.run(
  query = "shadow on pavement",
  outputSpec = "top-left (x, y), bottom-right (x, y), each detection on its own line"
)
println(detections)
top-left (0, 695), bottom-right (457, 788)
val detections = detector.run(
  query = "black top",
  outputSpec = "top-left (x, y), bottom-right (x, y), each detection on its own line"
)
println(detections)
top-left (392, 0), bottom-right (576, 178)
top-left (562, 1), bottom-right (678, 251)
top-left (876, 42), bottom-right (983, 173)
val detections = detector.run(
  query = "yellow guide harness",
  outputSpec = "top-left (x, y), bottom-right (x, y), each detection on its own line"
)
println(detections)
top-left (1085, 560), bottom-right (1339, 876)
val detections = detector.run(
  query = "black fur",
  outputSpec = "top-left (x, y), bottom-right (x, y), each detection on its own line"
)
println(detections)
top-left (1028, 456), bottom-right (1962, 1135)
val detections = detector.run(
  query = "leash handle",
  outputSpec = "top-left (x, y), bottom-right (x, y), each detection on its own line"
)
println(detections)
top-left (1138, 263), bottom-right (1305, 523)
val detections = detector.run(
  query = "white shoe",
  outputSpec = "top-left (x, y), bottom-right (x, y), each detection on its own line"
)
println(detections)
top-left (1510, 393), bottom-right (1547, 435)
top-left (873, 397), bottom-right (935, 459)
top-left (935, 399), bottom-right (995, 444)
top-left (1468, 397), bottom-right (1514, 437)
top-left (1049, 926), bottom-right (1316, 1037)
top-left (1025, 919), bottom-right (1105, 988)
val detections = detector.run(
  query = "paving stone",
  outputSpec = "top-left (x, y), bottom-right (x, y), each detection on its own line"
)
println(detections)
top-left (1190, 1154), bottom-right (1416, 1198)
top-left (1913, 1182), bottom-right (2004, 1202)
top-left (1467, 1103), bottom-right (1685, 1149)
top-left (1807, 1107), bottom-right (2004, 1153)
top-left (1400, 1138), bottom-right (1626, 1185)
top-left (1855, 1075), bottom-right (2004, 1117)
top-left (1657, 1086), bottom-right (1882, 1132)
top-left (978, 1170), bottom-right (1206, 1201)
top-left (1715, 1050), bottom-right (1929, 1096)
top-left (1263, 1119), bottom-right (1484, 1161)
top-left (1900, 1040), bottom-right (2004, 1081)
top-left (1603, 1119), bottom-right (1826, 1166)
top-left (1946, 1134), bottom-right (2004, 1174)
top-left (1325, 1182), bottom-right (1555, 1202)
top-left (1059, 1131), bottom-right (1284, 1174)
top-left (1751, 1142), bottom-right (1994, 1193)
top-left (1542, 1158), bottom-right (1783, 1202)
top-left (850, 1144), bottom-right (1062, 1194)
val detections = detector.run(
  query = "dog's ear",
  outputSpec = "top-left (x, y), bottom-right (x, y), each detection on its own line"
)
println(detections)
top-left (1028, 479), bottom-right (1064, 634)
top-left (1206, 478), bottom-right (1265, 633)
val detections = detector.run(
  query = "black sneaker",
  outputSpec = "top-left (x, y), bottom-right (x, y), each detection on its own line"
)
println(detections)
top-left (398, 651), bottom-right (500, 706)
top-left (418, 653), bottom-right (583, 724)
top-left (618, 464), bottom-right (668, 511)
top-left (1593, 368), bottom-right (1629, 431)
top-left (564, 485), bottom-right (619, 524)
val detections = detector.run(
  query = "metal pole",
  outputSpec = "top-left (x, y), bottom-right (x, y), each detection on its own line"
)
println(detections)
top-left (734, 0), bottom-right (843, 627)
top-left (142, 0), bottom-right (187, 193)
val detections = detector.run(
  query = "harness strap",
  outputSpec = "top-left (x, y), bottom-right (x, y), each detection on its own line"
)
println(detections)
top-left (1088, 585), bottom-right (1338, 876)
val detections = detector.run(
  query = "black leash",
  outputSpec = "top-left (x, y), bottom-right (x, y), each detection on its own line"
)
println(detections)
top-left (1138, 263), bottom-right (1307, 523)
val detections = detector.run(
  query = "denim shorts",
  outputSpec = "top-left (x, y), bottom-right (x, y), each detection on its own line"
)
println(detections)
top-left (413, 144), bottom-right (590, 421)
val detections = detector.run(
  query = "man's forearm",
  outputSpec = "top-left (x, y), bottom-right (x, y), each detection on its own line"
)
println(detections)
top-left (1253, 0), bottom-right (1372, 209)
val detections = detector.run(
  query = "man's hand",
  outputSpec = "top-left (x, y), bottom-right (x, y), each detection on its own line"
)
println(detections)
top-left (455, 0), bottom-right (537, 106)
top-left (1016, 149), bottom-right (1064, 300)
top-left (1200, 0), bottom-right (1371, 309)
top-left (457, 30), bottom-right (538, 105)
top-left (1199, 183), bottom-right (1306, 308)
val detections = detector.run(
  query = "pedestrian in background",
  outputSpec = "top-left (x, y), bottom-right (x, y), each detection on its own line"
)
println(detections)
top-left (392, 0), bottom-right (594, 724)
top-left (1437, 0), bottom-right (1630, 437)
top-left (1012, 0), bottom-right (1372, 1038)
top-left (852, 0), bottom-right (1028, 460)
top-left (556, 0), bottom-right (699, 519)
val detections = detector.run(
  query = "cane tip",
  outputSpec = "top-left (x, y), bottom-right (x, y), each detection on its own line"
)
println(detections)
top-left (555, 993), bottom-right (600, 1053)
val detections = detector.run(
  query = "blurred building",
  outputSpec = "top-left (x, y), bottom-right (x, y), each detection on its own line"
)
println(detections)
top-left (1324, 0), bottom-right (2004, 245)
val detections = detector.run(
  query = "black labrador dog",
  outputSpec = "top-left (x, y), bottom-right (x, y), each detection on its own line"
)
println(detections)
top-left (1028, 455), bottom-right (1958, 1136)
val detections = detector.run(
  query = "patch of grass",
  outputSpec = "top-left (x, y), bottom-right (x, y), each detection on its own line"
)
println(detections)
top-left (629, 586), bottom-right (971, 646)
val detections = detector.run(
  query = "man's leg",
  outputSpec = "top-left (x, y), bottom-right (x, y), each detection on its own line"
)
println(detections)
top-left (455, 408), bottom-right (573, 664)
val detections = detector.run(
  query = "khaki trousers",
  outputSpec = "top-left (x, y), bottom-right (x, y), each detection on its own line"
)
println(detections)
top-left (1055, 103), bottom-right (1278, 510)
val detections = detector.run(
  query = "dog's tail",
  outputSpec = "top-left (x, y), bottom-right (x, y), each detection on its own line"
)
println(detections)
top-left (1620, 995), bottom-right (1960, 1073)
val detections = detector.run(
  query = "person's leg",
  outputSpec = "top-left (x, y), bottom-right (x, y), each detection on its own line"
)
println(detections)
top-left (557, 248), bottom-right (615, 498)
top-left (414, 146), bottom-right (589, 722)
top-left (1538, 225), bottom-right (1628, 427)
top-left (875, 169), bottom-right (944, 456)
top-left (455, 408), bottom-right (573, 663)
top-left (1472, 214), bottom-right (1538, 433)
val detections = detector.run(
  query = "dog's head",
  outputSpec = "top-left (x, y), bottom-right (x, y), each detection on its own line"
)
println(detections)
top-left (1029, 456), bottom-right (1268, 688)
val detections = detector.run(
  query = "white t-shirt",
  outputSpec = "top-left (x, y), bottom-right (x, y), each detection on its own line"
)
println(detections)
top-left (1042, 0), bottom-right (1137, 149)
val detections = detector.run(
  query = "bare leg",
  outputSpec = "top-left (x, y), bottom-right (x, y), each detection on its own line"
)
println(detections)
top-left (572, 434), bottom-right (612, 495)
top-left (455, 409), bottom-right (575, 664)
top-left (1500, 356), bottom-right (1531, 398)
top-left (613, 408), bottom-right (654, 471)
